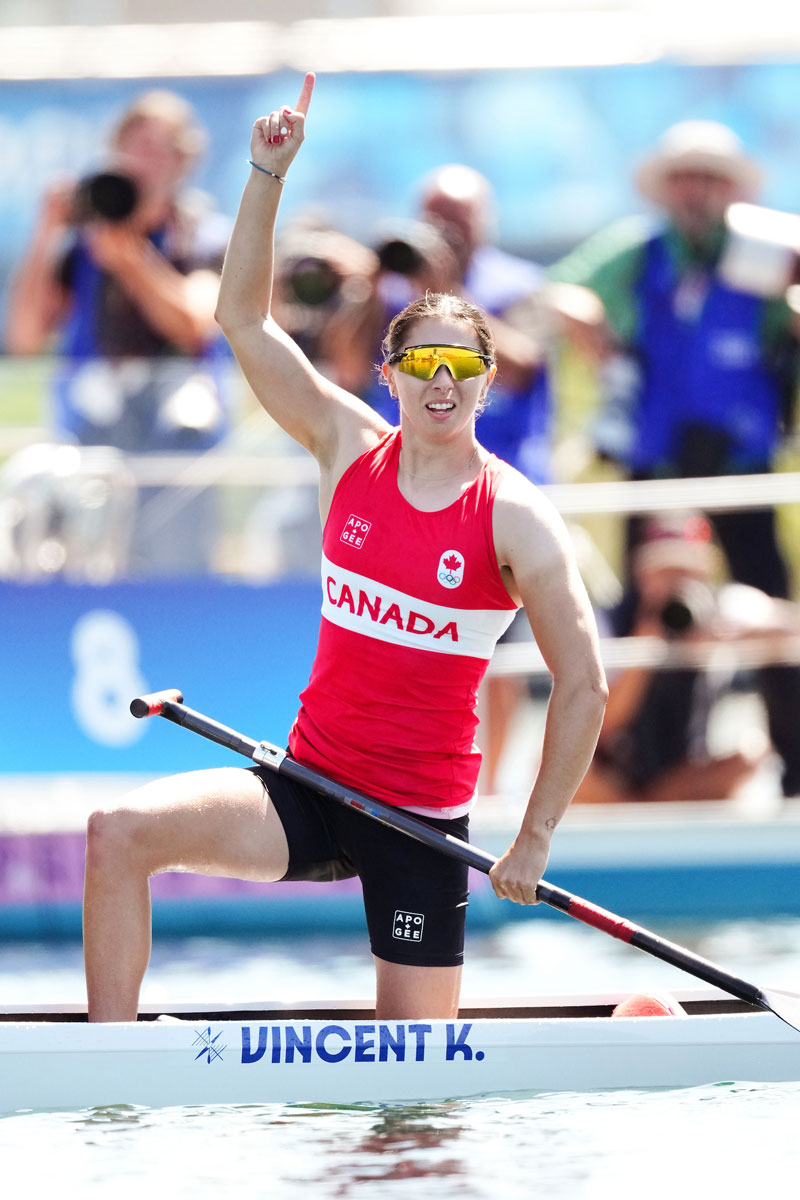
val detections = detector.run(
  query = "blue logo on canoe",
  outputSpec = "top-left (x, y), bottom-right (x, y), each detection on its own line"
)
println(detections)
top-left (193, 1026), bottom-right (226, 1064)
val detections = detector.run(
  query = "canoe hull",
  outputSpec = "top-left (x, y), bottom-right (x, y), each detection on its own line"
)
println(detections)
top-left (3, 998), bottom-right (800, 1111)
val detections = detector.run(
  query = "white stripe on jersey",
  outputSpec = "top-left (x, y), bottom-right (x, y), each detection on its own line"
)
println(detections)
top-left (320, 553), bottom-right (518, 659)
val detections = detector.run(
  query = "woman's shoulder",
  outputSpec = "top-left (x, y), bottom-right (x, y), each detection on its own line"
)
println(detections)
top-left (491, 459), bottom-right (573, 567)
top-left (492, 457), bottom-right (560, 522)
top-left (322, 419), bottom-right (396, 504)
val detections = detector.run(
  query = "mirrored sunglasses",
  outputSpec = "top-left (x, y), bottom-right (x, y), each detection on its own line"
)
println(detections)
top-left (387, 344), bottom-right (493, 382)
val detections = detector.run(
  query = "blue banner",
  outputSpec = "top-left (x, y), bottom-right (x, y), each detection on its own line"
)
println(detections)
top-left (1, 578), bottom-right (320, 773)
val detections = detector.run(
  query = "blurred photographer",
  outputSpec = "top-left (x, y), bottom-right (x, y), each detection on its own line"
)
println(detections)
top-left (239, 218), bottom-right (384, 580)
top-left (4, 90), bottom-right (232, 573)
top-left (550, 120), bottom-right (800, 797)
top-left (315, 210), bottom-right (463, 408)
top-left (549, 121), bottom-right (800, 582)
top-left (271, 218), bottom-right (381, 366)
top-left (573, 513), bottom-right (800, 804)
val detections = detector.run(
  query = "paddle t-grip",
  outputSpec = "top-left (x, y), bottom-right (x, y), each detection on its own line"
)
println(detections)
top-left (130, 689), bottom-right (184, 719)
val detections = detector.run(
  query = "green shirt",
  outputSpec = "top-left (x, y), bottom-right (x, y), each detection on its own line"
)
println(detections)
top-left (548, 215), bottom-right (794, 352)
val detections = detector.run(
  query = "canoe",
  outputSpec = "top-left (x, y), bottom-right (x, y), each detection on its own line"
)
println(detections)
top-left (3, 991), bottom-right (800, 1111)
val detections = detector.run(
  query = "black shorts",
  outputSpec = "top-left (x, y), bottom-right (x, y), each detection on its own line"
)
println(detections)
top-left (249, 766), bottom-right (469, 968)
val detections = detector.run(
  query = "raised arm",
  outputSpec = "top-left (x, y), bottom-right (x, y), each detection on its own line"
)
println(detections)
top-left (215, 73), bottom-right (387, 475)
top-left (489, 476), bottom-right (608, 904)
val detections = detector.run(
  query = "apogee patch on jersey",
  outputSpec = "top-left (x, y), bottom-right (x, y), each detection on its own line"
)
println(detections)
top-left (340, 514), bottom-right (372, 548)
top-left (320, 554), bottom-right (516, 659)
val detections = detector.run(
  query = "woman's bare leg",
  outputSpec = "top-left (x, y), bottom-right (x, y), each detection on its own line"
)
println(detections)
top-left (83, 767), bottom-right (288, 1022)
top-left (374, 957), bottom-right (462, 1019)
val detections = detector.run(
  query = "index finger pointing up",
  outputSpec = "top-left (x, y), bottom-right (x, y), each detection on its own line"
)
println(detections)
top-left (294, 72), bottom-right (316, 116)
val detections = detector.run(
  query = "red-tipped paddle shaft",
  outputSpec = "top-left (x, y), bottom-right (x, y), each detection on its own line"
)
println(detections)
top-left (130, 689), bottom-right (800, 1034)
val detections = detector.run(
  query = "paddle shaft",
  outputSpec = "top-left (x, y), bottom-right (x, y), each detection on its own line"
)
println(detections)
top-left (132, 690), bottom-right (772, 1016)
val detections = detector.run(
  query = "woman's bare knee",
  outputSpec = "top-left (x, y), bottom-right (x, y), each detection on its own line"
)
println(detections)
top-left (85, 804), bottom-right (155, 877)
top-left (85, 775), bottom-right (184, 876)
top-left (86, 769), bottom-right (289, 883)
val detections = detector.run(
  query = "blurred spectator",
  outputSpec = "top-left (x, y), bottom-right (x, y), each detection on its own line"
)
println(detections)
top-left (271, 214), bottom-right (381, 365)
top-left (3, 90), bottom-right (233, 574)
top-left (238, 216), bottom-right (382, 579)
top-left (0, 443), bottom-right (137, 582)
top-left (550, 120), bottom-right (800, 796)
top-left (415, 164), bottom-right (553, 476)
top-left (573, 513), bottom-right (800, 804)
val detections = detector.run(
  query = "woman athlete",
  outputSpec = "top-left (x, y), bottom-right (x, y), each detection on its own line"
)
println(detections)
top-left (83, 74), bottom-right (607, 1022)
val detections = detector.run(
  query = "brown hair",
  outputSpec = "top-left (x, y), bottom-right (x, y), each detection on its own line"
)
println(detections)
top-left (381, 292), bottom-right (495, 362)
top-left (111, 91), bottom-right (208, 166)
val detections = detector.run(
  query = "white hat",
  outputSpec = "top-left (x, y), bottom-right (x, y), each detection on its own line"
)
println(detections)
top-left (632, 513), bottom-right (720, 576)
top-left (635, 120), bottom-right (763, 206)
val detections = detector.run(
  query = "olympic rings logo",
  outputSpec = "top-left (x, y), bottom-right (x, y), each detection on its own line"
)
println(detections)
top-left (437, 549), bottom-right (464, 589)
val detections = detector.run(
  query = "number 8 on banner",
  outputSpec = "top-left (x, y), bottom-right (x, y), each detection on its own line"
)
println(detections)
top-left (70, 610), bottom-right (148, 747)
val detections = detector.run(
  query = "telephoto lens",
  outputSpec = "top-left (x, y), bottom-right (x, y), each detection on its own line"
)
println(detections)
top-left (285, 257), bottom-right (342, 307)
top-left (660, 595), bottom-right (696, 635)
top-left (659, 581), bottom-right (715, 636)
top-left (73, 171), bottom-right (138, 223)
top-left (374, 220), bottom-right (448, 277)
top-left (376, 237), bottom-right (427, 277)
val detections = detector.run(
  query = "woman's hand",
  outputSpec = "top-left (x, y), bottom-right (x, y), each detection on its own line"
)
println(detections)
top-left (250, 72), bottom-right (315, 179)
top-left (489, 827), bottom-right (551, 905)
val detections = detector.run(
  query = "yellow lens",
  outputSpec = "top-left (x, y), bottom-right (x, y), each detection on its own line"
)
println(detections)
top-left (447, 350), bottom-right (487, 381)
top-left (395, 345), bottom-right (488, 381)
top-left (397, 349), bottom-right (439, 380)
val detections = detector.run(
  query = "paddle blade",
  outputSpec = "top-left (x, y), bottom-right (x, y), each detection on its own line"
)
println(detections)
top-left (759, 987), bottom-right (800, 1034)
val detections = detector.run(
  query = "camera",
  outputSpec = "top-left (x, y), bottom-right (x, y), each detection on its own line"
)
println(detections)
top-left (374, 220), bottom-right (452, 277)
top-left (659, 581), bottom-right (714, 636)
top-left (277, 226), bottom-right (375, 309)
top-left (284, 256), bottom-right (342, 307)
top-left (72, 171), bottom-right (139, 224)
top-left (719, 202), bottom-right (800, 298)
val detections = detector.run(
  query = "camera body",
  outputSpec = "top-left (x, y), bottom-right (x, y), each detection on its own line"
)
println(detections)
top-left (72, 171), bottom-right (139, 224)
top-left (719, 202), bottom-right (800, 298)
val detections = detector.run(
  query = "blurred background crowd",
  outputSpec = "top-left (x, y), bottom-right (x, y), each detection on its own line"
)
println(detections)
top-left (3, 0), bottom-right (800, 801)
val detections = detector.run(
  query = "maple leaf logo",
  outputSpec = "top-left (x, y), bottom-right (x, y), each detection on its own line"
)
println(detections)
top-left (438, 548), bottom-right (465, 588)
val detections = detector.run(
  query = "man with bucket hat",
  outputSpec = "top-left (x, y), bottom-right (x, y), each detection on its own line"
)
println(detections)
top-left (635, 119), bottom-right (763, 212)
top-left (551, 120), bottom-right (800, 798)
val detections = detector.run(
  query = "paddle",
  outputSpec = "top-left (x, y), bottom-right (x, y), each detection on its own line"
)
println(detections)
top-left (130, 688), bottom-right (800, 1034)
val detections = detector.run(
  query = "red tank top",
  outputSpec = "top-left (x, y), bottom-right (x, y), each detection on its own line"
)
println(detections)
top-left (288, 430), bottom-right (519, 809)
